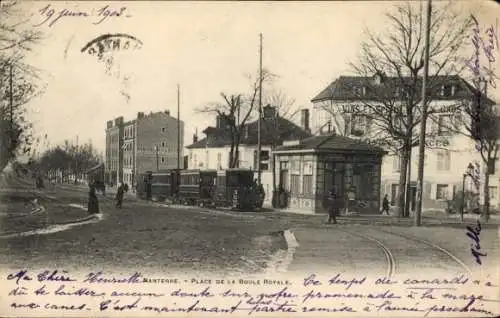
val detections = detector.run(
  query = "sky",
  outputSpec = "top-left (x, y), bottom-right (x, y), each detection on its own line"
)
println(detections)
top-left (10, 0), bottom-right (500, 154)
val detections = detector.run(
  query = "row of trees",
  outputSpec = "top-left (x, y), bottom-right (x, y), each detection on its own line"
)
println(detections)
top-left (35, 140), bottom-right (101, 184)
top-left (0, 1), bottom-right (46, 170)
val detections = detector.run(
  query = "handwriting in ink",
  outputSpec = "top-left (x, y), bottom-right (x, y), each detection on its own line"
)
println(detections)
top-left (328, 273), bottom-right (367, 290)
top-left (468, 15), bottom-right (499, 89)
top-left (38, 270), bottom-right (76, 283)
top-left (34, 4), bottom-right (129, 28)
top-left (466, 220), bottom-right (487, 265)
top-left (7, 270), bottom-right (32, 285)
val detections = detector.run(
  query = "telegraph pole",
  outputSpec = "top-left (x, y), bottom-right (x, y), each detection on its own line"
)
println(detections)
top-left (415, 0), bottom-right (432, 226)
top-left (257, 33), bottom-right (263, 185)
top-left (177, 84), bottom-right (181, 170)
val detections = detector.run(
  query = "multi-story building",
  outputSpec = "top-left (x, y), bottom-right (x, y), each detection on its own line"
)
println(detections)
top-left (310, 74), bottom-right (499, 211)
top-left (105, 117), bottom-right (124, 186)
top-left (105, 110), bottom-right (184, 189)
top-left (185, 105), bottom-right (311, 204)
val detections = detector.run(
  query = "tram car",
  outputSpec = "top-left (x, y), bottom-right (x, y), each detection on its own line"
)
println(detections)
top-left (178, 169), bottom-right (217, 206)
top-left (213, 168), bottom-right (259, 210)
top-left (150, 169), bottom-right (180, 202)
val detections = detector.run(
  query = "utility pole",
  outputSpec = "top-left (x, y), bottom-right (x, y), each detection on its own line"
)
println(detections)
top-left (257, 33), bottom-right (263, 185)
top-left (177, 84), bottom-right (181, 170)
top-left (415, 0), bottom-right (432, 226)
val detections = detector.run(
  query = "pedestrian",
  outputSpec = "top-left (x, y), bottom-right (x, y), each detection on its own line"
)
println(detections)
top-left (381, 194), bottom-right (390, 215)
top-left (87, 184), bottom-right (100, 214)
top-left (116, 183), bottom-right (124, 208)
top-left (257, 182), bottom-right (265, 209)
top-left (326, 188), bottom-right (339, 224)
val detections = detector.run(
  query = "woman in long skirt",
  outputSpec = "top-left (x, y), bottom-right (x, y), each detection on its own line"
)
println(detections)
top-left (88, 184), bottom-right (100, 214)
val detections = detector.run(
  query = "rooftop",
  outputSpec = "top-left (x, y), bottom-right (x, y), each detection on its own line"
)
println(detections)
top-left (275, 133), bottom-right (387, 155)
top-left (311, 75), bottom-right (496, 104)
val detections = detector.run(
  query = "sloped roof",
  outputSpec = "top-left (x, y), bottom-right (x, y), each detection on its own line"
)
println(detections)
top-left (275, 133), bottom-right (387, 155)
top-left (186, 116), bottom-right (312, 149)
top-left (311, 75), bottom-right (496, 104)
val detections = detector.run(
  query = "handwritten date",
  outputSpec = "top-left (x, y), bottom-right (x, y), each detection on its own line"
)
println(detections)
top-left (34, 4), bottom-right (129, 28)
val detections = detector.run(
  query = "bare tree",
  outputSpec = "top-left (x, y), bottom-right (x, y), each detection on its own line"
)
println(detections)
top-left (340, 1), bottom-right (472, 217)
top-left (0, 1), bottom-right (45, 168)
top-left (197, 70), bottom-right (275, 168)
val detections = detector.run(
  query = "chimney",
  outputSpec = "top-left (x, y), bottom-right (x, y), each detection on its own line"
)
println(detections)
top-left (193, 128), bottom-right (198, 144)
top-left (263, 105), bottom-right (276, 119)
top-left (106, 120), bottom-right (113, 129)
top-left (216, 115), bottom-right (221, 129)
top-left (165, 110), bottom-right (170, 116)
top-left (300, 109), bottom-right (310, 133)
top-left (114, 116), bottom-right (124, 126)
top-left (327, 120), bottom-right (332, 133)
top-left (137, 112), bottom-right (144, 119)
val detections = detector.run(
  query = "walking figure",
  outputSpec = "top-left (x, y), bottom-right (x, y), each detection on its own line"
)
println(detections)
top-left (116, 183), bottom-right (124, 209)
top-left (381, 194), bottom-right (390, 215)
top-left (87, 184), bottom-right (100, 214)
top-left (327, 188), bottom-right (339, 224)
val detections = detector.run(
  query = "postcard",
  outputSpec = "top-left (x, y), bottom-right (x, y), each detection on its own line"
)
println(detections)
top-left (0, 0), bottom-right (499, 317)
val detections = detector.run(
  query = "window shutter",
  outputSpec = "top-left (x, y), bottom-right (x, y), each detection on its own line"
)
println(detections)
top-left (447, 184), bottom-right (454, 200)
top-left (430, 184), bottom-right (437, 200)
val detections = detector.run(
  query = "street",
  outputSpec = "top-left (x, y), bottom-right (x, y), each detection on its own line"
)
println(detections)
top-left (1, 179), bottom-right (498, 279)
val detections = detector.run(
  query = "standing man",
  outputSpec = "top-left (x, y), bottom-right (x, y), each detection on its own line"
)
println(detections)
top-left (326, 188), bottom-right (339, 224)
top-left (381, 194), bottom-right (390, 215)
top-left (115, 183), bottom-right (124, 209)
top-left (88, 184), bottom-right (100, 214)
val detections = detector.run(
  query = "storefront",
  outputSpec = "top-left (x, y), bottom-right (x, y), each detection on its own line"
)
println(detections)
top-left (273, 134), bottom-right (386, 214)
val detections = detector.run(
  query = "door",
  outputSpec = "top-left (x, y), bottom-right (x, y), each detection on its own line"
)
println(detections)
top-left (410, 186), bottom-right (417, 211)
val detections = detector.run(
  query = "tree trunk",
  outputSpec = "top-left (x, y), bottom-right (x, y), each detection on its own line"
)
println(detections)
top-left (398, 149), bottom-right (409, 218)
top-left (482, 169), bottom-right (490, 222)
top-left (404, 145), bottom-right (413, 218)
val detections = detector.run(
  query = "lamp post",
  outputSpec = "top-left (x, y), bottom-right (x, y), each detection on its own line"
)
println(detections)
top-left (461, 163), bottom-right (475, 222)
top-left (154, 145), bottom-right (159, 172)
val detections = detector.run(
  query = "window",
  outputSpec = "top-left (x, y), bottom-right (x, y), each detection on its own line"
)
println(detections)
top-left (436, 184), bottom-right (449, 200)
top-left (437, 115), bottom-right (453, 135)
top-left (161, 157), bottom-right (165, 163)
top-left (392, 155), bottom-right (401, 172)
top-left (162, 127), bottom-right (165, 132)
top-left (441, 85), bottom-right (452, 97)
top-left (437, 150), bottom-right (450, 171)
top-left (303, 175), bottom-right (313, 195)
top-left (291, 158), bottom-right (300, 171)
top-left (489, 186), bottom-right (498, 200)
top-left (291, 174), bottom-right (300, 195)
top-left (351, 114), bottom-right (367, 136)
top-left (161, 142), bottom-right (165, 147)
top-left (217, 153), bottom-right (222, 169)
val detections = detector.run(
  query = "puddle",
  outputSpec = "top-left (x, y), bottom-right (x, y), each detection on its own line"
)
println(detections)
top-left (0, 213), bottom-right (104, 239)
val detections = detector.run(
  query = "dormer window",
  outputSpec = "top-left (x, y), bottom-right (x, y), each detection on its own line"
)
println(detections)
top-left (441, 84), bottom-right (452, 97)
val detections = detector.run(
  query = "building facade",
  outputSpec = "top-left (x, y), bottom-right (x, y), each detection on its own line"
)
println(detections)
top-left (185, 106), bottom-right (311, 205)
top-left (274, 134), bottom-right (386, 214)
top-left (310, 74), bottom-right (499, 211)
top-left (105, 110), bottom-right (184, 189)
top-left (105, 117), bottom-right (124, 186)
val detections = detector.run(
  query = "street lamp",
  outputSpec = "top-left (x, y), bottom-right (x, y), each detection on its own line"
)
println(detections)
top-left (461, 163), bottom-right (475, 221)
top-left (154, 145), bottom-right (159, 172)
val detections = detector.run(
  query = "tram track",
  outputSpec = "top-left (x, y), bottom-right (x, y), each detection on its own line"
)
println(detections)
top-left (374, 227), bottom-right (472, 276)
top-left (337, 228), bottom-right (396, 279)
